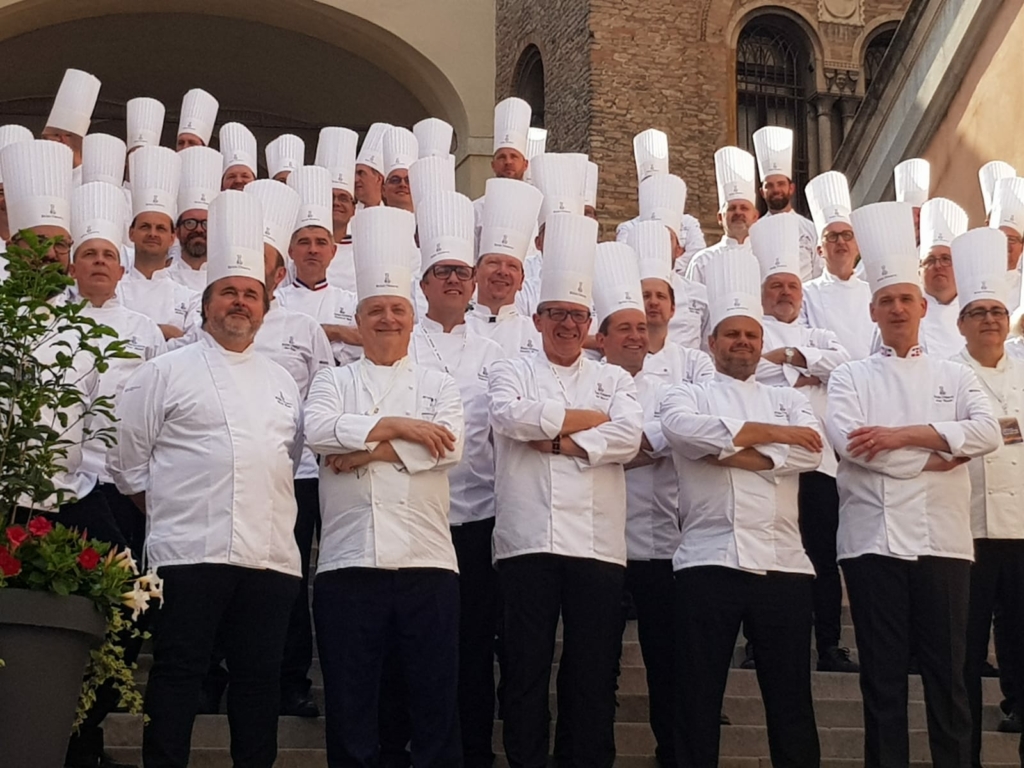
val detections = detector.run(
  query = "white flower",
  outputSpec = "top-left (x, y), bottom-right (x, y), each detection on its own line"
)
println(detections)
top-left (138, 569), bottom-right (164, 607)
top-left (114, 548), bottom-right (139, 575)
top-left (121, 581), bottom-right (151, 621)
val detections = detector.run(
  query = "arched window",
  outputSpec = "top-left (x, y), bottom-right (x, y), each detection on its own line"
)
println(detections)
top-left (736, 15), bottom-right (812, 210)
top-left (514, 45), bottom-right (545, 128)
top-left (863, 27), bottom-right (896, 91)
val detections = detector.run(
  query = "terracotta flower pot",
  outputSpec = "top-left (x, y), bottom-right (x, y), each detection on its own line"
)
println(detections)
top-left (0, 588), bottom-right (107, 768)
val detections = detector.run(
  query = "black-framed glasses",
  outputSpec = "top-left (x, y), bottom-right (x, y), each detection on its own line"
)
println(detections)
top-left (539, 307), bottom-right (591, 324)
top-left (428, 264), bottom-right (474, 281)
top-left (960, 307), bottom-right (1010, 321)
top-left (386, 174), bottom-right (409, 187)
top-left (921, 254), bottom-right (953, 269)
top-left (823, 230), bottom-right (855, 244)
top-left (11, 234), bottom-right (71, 256)
top-left (178, 218), bottom-right (208, 232)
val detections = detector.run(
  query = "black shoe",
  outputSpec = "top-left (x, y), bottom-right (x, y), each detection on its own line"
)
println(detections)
top-left (280, 690), bottom-right (320, 718)
top-left (739, 645), bottom-right (756, 670)
top-left (817, 646), bottom-right (860, 673)
top-left (720, 711), bottom-right (731, 726)
top-left (998, 711), bottom-right (1023, 734)
top-left (981, 660), bottom-right (1000, 678)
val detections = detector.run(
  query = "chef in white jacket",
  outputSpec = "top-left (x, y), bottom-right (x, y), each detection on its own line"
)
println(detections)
top-left (275, 165), bottom-right (361, 364)
top-left (825, 202), bottom-right (1001, 768)
top-left (800, 171), bottom-right (874, 360)
top-left (167, 146), bottom-right (222, 292)
top-left (467, 177), bottom-right (543, 358)
top-left (316, 127), bottom-right (360, 293)
top-left (660, 247), bottom-right (824, 768)
top-left (488, 213), bottom-right (644, 768)
top-left (748, 213), bottom-right (857, 674)
top-left (946, 227), bottom-right (1024, 765)
top-left (109, 190), bottom-right (304, 768)
top-left (917, 198), bottom-right (969, 359)
top-left (684, 146), bottom-right (759, 285)
top-left (304, 205), bottom-right (465, 768)
top-left (353, 122), bottom-right (389, 209)
top-left (175, 88), bottom-right (218, 151)
top-left (989, 176), bottom-right (1024, 315)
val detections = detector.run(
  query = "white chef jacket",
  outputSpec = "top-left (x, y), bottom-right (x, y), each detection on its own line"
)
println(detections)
top-left (516, 251), bottom-right (543, 318)
top-left (763, 210), bottom-right (822, 282)
top-left (326, 238), bottom-right (357, 295)
top-left (756, 315), bottom-right (850, 478)
top-left (275, 279), bottom-right (361, 365)
top-left (466, 303), bottom-right (542, 359)
top-left (660, 373), bottom-right (822, 575)
top-left (684, 236), bottom-right (755, 286)
top-left (952, 349), bottom-right (1024, 540)
top-left (624, 346), bottom-right (715, 561)
top-left (1008, 337), bottom-right (1024, 361)
top-left (304, 356), bottom-right (465, 572)
top-left (616, 213), bottom-right (707, 276)
top-left (410, 318), bottom-right (505, 525)
top-left (488, 353), bottom-right (644, 566)
top-left (800, 270), bottom-right (874, 361)
top-left (78, 299), bottom-right (167, 484)
top-left (1006, 268), bottom-right (1021, 316)
top-left (109, 332), bottom-right (304, 575)
top-left (669, 273), bottom-right (709, 351)
top-left (167, 257), bottom-right (207, 293)
top-left (117, 266), bottom-right (198, 330)
top-left (872, 293), bottom-right (964, 360)
top-left (825, 346), bottom-right (1001, 562)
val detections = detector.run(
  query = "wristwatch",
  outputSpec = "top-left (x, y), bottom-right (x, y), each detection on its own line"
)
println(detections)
top-left (552, 435), bottom-right (562, 455)
top-left (784, 347), bottom-right (795, 365)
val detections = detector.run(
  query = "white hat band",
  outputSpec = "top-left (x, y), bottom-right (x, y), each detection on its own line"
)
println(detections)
top-left (73, 219), bottom-right (123, 251)
top-left (9, 196), bottom-right (70, 232)
top-left (478, 226), bottom-right (530, 262)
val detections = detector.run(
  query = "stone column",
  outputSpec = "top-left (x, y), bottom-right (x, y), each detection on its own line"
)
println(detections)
top-left (839, 97), bottom-right (860, 140)
top-left (815, 94), bottom-right (837, 171)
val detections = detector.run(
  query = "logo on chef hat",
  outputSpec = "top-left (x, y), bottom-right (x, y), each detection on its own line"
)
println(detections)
top-left (50, 204), bottom-right (57, 215)
top-left (501, 234), bottom-right (509, 246)
top-left (200, 193), bottom-right (208, 203)
top-left (383, 272), bottom-right (393, 285)
top-left (235, 254), bottom-right (244, 266)
top-left (980, 281), bottom-right (989, 291)
top-left (733, 298), bottom-right (741, 307)
top-left (880, 265), bottom-right (890, 277)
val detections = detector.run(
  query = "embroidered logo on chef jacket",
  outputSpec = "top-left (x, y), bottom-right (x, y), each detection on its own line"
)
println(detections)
top-left (773, 403), bottom-right (789, 420)
top-left (281, 336), bottom-right (301, 352)
top-left (420, 393), bottom-right (438, 419)
top-left (333, 307), bottom-right (354, 324)
top-left (124, 335), bottom-right (149, 355)
top-left (274, 391), bottom-right (294, 408)
top-left (520, 339), bottom-right (537, 355)
top-left (687, 299), bottom-right (704, 316)
top-left (933, 386), bottom-right (954, 404)
top-left (174, 302), bottom-right (189, 317)
top-left (595, 382), bottom-right (612, 401)
top-left (477, 366), bottom-right (489, 383)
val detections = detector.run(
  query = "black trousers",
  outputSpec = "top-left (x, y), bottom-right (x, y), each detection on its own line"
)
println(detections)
top-left (452, 518), bottom-right (499, 767)
top-left (498, 553), bottom-right (624, 768)
top-left (626, 559), bottom-right (677, 767)
top-left (798, 471), bottom-right (843, 652)
top-left (842, 554), bottom-right (972, 768)
top-left (313, 567), bottom-right (461, 768)
top-left (281, 477), bottom-right (321, 697)
top-left (142, 563), bottom-right (299, 768)
top-left (674, 566), bottom-right (819, 768)
top-left (966, 540), bottom-right (1024, 767)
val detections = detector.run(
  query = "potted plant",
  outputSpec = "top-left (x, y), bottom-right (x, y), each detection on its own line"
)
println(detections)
top-left (0, 233), bottom-right (161, 768)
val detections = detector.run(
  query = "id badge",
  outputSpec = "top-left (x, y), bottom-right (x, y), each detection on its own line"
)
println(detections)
top-left (999, 417), bottom-right (1023, 445)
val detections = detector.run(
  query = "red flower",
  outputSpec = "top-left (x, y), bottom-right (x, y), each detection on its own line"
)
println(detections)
top-left (27, 516), bottom-right (53, 538)
top-left (77, 548), bottom-right (101, 571)
top-left (0, 548), bottom-right (22, 577)
top-left (5, 526), bottom-right (28, 549)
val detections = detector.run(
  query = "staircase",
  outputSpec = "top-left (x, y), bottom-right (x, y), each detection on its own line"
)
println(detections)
top-left (103, 603), bottom-right (1020, 766)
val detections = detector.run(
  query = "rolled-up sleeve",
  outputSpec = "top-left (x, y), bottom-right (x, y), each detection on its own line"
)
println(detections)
top-left (107, 361), bottom-right (165, 495)
top-left (488, 359), bottom-right (565, 442)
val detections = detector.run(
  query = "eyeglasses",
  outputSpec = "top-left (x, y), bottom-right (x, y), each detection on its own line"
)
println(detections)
top-left (179, 218), bottom-right (207, 232)
top-left (11, 234), bottom-right (71, 257)
top-left (1007, 236), bottom-right (1023, 247)
top-left (385, 175), bottom-right (409, 187)
top-left (823, 230), bottom-right (855, 244)
top-left (921, 254), bottom-right (953, 269)
top-left (539, 307), bottom-right (591, 324)
top-left (428, 264), bottom-right (474, 281)
top-left (960, 307), bottom-right (1010, 321)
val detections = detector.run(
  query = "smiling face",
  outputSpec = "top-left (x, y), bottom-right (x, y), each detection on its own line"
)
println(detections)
top-left (957, 299), bottom-right (1010, 351)
top-left (129, 212), bottom-right (175, 261)
top-left (870, 283), bottom-right (927, 349)
top-left (383, 169), bottom-right (413, 211)
top-left (762, 273), bottom-right (803, 324)
top-left (709, 315), bottom-right (763, 380)
top-left (476, 254), bottom-right (524, 306)
top-left (761, 175), bottom-right (794, 212)
top-left (221, 165), bottom-right (255, 191)
top-left (534, 301), bottom-right (592, 363)
top-left (69, 238), bottom-right (124, 301)
top-left (597, 308), bottom-right (649, 374)
top-left (355, 295), bottom-right (414, 359)
top-left (420, 260), bottom-right (475, 315)
top-left (332, 188), bottom-right (356, 231)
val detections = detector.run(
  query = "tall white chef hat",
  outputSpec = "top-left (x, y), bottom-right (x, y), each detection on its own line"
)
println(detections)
top-left (523, 127), bottom-right (548, 184)
top-left (409, 154), bottom-right (456, 210)
top-left (753, 126), bottom-right (794, 182)
top-left (0, 125), bottom-right (33, 185)
top-left (893, 158), bottom-right (930, 208)
top-left (705, 246), bottom-right (763, 332)
top-left (352, 206), bottom-right (417, 304)
top-left (72, 182), bottom-right (126, 252)
top-left (493, 97), bottom-right (532, 156)
top-left (177, 146), bottom-right (222, 214)
top-left (413, 117), bottom-right (454, 159)
top-left (919, 197), bottom-right (968, 258)
top-left (806, 170), bottom-right (852, 235)
top-left (952, 228), bottom-right (1010, 309)
top-left (218, 122), bottom-right (257, 176)
top-left (0, 140), bottom-right (73, 235)
top-left (539, 213), bottom-right (598, 307)
top-left (584, 161), bottom-right (599, 210)
top-left (477, 177), bottom-right (543, 263)
top-left (46, 69), bottom-right (101, 137)
top-left (315, 127), bottom-right (359, 194)
top-left (750, 212), bottom-right (801, 282)
top-left (206, 189), bottom-right (265, 287)
top-left (531, 152), bottom-right (588, 227)
top-left (638, 173), bottom-right (687, 238)
top-left (990, 177), bottom-right (1024, 237)
top-left (715, 146), bottom-right (757, 209)
top-left (627, 219), bottom-right (674, 284)
top-left (177, 89), bottom-right (219, 146)
top-left (265, 134), bottom-right (305, 178)
top-left (245, 178), bottom-right (301, 256)
top-left (355, 122), bottom-right (391, 174)
top-left (850, 202), bottom-right (919, 295)
top-left (594, 242), bottom-right (644, 328)
top-left (126, 97), bottom-right (165, 151)
top-left (417, 190), bottom-right (475, 270)
top-left (633, 128), bottom-right (670, 183)
top-left (979, 161), bottom-right (1016, 216)
top-left (130, 146), bottom-right (181, 222)
top-left (287, 165), bottom-right (333, 234)
top-left (383, 127), bottom-right (418, 176)
top-left (81, 134), bottom-right (126, 187)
